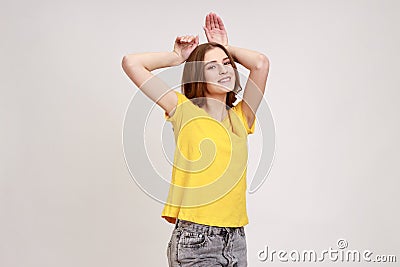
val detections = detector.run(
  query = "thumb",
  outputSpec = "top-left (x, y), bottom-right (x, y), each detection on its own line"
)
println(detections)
top-left (202, 26), bottom-right (210, 38)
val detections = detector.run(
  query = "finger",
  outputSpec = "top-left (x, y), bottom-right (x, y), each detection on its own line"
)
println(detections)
top-left (186, 35), bottom-right (193, 42)
top-left (189, 38), bottom-right (198, 48)
top-left (202, 26), bottom-right (210, 40)
top-left (216, 16), bottom-right (225, 31)
top-left (213, 12), bottom-right (221, 30)
top-left (178, 37), bottom-right (185, 45)
top-left (205, 12), bottom-right (211, 30)
top-left (210, 12), bottom-right (217, 29)
top-left (214, 13), bottom-right (223, 30)
top-left (186, 36), bottom-right (194, 43)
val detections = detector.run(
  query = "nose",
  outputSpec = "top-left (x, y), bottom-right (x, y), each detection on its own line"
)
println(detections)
top-left (218, 63), bottom-right (228, 75)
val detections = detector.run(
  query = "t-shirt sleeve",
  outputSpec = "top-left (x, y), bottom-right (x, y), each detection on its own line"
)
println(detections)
top-left (164, 91), bottom-right (187, 132)
top-left (235, 100), bottom-right (256, 134)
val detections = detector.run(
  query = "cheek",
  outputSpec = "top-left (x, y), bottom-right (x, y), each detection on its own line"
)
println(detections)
top-left (204, 71), bottom-right (217, 82)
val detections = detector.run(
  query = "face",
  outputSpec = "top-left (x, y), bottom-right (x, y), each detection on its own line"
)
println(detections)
top-left (203, 47), bottom-right (236, 95)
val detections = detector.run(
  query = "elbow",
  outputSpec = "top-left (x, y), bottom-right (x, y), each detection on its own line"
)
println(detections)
top-left (121, 54), bottom-right (143, 71)
top-left (121, 55), bottom-right (143, 76)
top-left (254, 54), bottom-right (270, 71)
top-left (121, 55), bottom-right (135, 69)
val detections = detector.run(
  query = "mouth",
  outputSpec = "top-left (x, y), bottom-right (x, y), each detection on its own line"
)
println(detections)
top-left (218, 76), bottom-right (231, 83)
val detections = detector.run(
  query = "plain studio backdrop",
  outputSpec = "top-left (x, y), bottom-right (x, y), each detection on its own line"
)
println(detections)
top-left (1, 0), bottom-right (399, 266)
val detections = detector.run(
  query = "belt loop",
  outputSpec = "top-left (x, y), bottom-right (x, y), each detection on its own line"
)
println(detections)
top-left (207, 225), bottom-right (212, 236)
top-left (239, 227), bottom-right (244, 236)
top-left (174, 218), bottom-right (180, 229)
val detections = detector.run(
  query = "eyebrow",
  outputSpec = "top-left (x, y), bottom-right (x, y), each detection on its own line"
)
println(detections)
top-left (204, 57), bottom-right (230, 67)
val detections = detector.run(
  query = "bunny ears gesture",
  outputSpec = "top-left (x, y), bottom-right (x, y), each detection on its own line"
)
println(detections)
top-left (173, 12), bottom-right (229, 62)
top-left (203, 12), bottom-right (229, 46)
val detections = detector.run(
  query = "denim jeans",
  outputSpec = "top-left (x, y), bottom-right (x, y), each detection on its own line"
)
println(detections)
top-left (167, 219), bottom-right (247, 266)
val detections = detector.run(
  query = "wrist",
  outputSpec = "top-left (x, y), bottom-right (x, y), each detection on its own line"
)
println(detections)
top-left (224, 44), bottom-right (234, 57)
top-left (171, 51), bottom-right (185, 66)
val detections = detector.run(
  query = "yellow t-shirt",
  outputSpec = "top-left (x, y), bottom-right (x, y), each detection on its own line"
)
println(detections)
top-left (161, 90), bottom-right (255, 227)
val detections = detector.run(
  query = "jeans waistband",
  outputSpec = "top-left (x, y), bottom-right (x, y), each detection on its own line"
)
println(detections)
top-left (175, 219), bottom-right (245, 236)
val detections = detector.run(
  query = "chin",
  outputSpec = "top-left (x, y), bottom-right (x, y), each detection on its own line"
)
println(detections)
top-left (215, 88), bottom-right (232, 95)
top-left (206, 83), bottom-right (235, 95)
top-left (217, 84), bottom-right (235, 93)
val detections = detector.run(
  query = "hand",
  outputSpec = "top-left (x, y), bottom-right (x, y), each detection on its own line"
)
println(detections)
top-left (173, 35), bottom-right (199, 63)
top-left (203, 12), bottom-right (228, 46)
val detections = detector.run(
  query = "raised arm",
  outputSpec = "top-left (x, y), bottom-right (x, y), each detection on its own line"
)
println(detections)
top-left (226, 45), bottom-right (270, 128)
top-left (203, 12), bottom-right (270, 129)
top-left (121, 35), bottom-right (199, 116)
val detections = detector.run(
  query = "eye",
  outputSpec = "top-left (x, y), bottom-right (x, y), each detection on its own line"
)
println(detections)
top-left (224, 61), bottom-right (231, 65)
top-left (207, 65), bottom-right (216, 70)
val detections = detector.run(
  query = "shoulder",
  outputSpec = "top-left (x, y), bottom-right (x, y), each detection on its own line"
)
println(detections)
top-left (164, 90), bottom-right (190, 120)
top-left (231, 100), bottom-right (244, 114)
top-left (175, 91), bottom-right (189, 102)
top-left (232, 100), bottom-right (256, 134)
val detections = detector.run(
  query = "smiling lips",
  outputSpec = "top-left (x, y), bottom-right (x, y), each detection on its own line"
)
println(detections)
top-left (218, 76), bottom-right (231, 83)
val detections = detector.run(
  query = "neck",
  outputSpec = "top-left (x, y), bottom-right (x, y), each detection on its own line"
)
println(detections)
top-left (202, 92), bottom-right (228, 120)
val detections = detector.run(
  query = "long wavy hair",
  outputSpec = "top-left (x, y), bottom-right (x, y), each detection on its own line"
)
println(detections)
top-left (181, 42), bottom-right (242, 109)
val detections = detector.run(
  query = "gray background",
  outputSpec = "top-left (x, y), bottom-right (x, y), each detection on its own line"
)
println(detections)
top-left (1, 0), bottom-right (399, 266)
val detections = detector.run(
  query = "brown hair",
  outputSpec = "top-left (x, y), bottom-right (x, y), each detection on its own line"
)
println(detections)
top-left (181, 42), bottom-right (242, 109)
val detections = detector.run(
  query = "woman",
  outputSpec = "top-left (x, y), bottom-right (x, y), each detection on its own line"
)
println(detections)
top-left (122, 12), bottom-right (269, 267)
